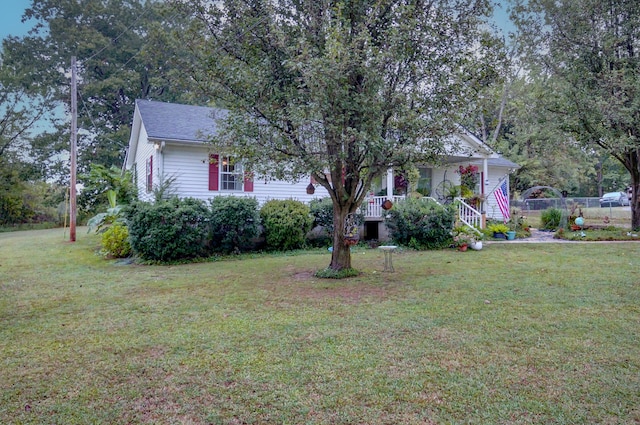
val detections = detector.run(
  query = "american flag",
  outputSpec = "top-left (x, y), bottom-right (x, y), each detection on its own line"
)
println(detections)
top-left (494, 180), bottom-right (511, 222)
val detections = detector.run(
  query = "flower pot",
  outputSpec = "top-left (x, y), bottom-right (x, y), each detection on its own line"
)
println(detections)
top-left (469, 241), bottom-right (483, 251)
top-left (306, 183), bottom-right (315, 194)
top-left (344, 236), bottom-right (359, 246)
top-left (381, 199), bottom-right (393, 210)
top-left (493, 232), bottom-right (506, 239)
top-left (458, 244), bottom-right (468, 252)
top-left (506, 231), bottom-right (516, 240)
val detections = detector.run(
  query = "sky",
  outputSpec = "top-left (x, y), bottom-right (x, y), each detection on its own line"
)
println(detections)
top-left (0, 0), bottom-right (33, 40)
top-left (0, 1), bottom-right (515, 41)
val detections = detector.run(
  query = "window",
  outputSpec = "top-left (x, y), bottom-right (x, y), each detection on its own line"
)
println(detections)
top-left (417, 167), bottom-right (432, 196)
top-left (209, 154), bottom-right (253, 192)
top-left (220, 156), bottom-right (243, 191)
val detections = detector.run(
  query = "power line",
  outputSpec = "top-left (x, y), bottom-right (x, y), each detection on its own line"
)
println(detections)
top-left (83, 4), bottom-right (153, 63)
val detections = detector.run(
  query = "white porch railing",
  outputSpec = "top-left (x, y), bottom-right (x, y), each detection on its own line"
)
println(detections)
top-left (457, 199), bottom-right (483, 234)
top-left (363, 195), bottom-right (407, 218)
top-left (363, 195), bottom-right (483, 232)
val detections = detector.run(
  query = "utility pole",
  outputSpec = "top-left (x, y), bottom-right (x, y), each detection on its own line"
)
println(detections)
top-left (70, 56), bottom-right (77, 242)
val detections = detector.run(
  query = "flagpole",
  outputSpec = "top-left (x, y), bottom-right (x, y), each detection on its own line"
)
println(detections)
top-left (485, 174), bottom-right (509, 198)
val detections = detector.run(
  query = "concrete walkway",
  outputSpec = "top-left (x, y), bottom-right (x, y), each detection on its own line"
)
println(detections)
top-left (487, 228), bottom-right (570, 244)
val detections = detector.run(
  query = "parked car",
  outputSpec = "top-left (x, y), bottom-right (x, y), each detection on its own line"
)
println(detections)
top-left (599, 191), bottom-right (630, 207)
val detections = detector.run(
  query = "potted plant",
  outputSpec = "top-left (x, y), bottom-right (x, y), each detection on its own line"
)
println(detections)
top-left (469, 230), bottom-right (484, 250)
top-left (452, 226), bottom-right (480, 251)
top-left (506, 217), bottom-right (519, 240)
top-left (344, 224), bottom-right (360, 246)
top-left (487, 223), bottom-right (509, 239)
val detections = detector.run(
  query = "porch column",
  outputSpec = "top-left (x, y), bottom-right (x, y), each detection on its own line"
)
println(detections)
top-left (482, 158), bottom-right (488, 229)
top-left (482, 158), bottom-right (489, 194)
top-left (386, 168), bottom-right (394, 200)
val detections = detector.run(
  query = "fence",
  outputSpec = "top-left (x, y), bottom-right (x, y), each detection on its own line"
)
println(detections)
top-left (515, 197), bottom-right (602, 211)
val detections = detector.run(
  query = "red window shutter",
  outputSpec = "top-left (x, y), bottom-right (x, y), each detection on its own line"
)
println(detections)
top-left (209, 154), bottom-right (219, 191)
top-left (243, 170), bottom-right (254, 192)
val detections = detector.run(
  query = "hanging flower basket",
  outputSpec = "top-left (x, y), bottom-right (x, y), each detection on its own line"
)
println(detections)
top-left (344, 236), bottom-right (359, 246)
top-left (306, 183), bottom-right (315, 194)
top-left (381, 199), bottom-right (393, 210)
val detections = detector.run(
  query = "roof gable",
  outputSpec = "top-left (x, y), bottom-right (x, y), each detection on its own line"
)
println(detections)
top-left (135, 99), bottom-right (225, 142)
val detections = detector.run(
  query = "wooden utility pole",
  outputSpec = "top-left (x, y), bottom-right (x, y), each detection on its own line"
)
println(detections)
top-left (70, 56), bottom-right (77, 242)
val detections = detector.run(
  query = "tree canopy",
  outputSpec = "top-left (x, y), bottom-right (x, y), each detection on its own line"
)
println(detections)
top-left (512, 0), bottom-right (640, 227)
top-left (0, 0), bottom-right (193, 178)
top-left (172, 0), bottom-right (498, 270)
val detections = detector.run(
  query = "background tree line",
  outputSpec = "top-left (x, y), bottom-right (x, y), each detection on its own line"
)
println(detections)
top-left (0, 0), bottom-right (638, 230)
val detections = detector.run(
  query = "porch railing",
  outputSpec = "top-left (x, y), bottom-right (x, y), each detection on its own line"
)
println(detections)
top-left (457, 199), bottom-right (483, 234)
top-left (363, 195), bottom-right (483, 232)
top-left (363, 195), bottom-right (407, 218)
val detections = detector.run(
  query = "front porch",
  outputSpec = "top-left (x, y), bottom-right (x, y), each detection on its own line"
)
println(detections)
top-left (354, 130), bottom-right (517, 239)
top-left (361, 195), bottom-right (484, 238)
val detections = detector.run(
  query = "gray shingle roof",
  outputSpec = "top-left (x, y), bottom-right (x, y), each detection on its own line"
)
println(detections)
top-left (487, 157), bottom-right (520, 169)
top-left (136, 99), bottom-right (225, 142)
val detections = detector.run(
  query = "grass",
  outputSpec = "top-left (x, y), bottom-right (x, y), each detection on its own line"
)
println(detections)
top-left (523, 206), bottom-right (632, 229)
top-left (1, 228), bottom-right (640, 424)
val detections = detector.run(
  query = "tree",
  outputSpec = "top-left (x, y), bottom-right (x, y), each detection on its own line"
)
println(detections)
top-left (492, 73), bottom-right (600, 197)
top-left (171, 0), bottom-right (498, 271)
top-left (1, 0), bottom-right (192, 177)
top-left (512, 0), bottom-right (640, 227)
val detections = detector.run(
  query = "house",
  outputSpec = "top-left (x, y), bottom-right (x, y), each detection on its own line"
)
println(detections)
top-left (124, 99), bottom-right (327, 205)
top-left (124, 100), bottom-right (518, 238)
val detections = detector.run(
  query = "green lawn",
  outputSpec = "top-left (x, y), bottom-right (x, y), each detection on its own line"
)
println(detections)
top-left (1, 229), bottom-right (640, 424)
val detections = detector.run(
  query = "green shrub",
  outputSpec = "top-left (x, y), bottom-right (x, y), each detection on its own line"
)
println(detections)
top-left (209, 196), bottom-right (259, 254)
top-left (384, 198), bottom-right (455, 249)
top-left (260, 199), bottom-right (313, 251)
top-left (487, 222), bottom-right (509, 234)
top-left (126, 198), bottom-right (212, 262)
top-left (309, 197), bottom-right (335, 236)
top-left (101, 222), bottom-right (131, 258)
top-left (314, 267), bottom-right (360, 279)
top-left (541, 207), bottom-right (562, 230)
top-left (308, 197), bottom-right (363, 246)
top-left (0, 175), bottom-right (63, 226)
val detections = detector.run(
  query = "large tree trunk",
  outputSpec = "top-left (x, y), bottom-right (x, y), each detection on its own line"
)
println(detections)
top-left (630, 152), bottom-right (640, 230)
top-left (329, 204), bottom-right (354, 270)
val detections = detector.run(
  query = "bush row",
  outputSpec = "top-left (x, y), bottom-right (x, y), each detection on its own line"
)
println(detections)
top-left (384, 197), bottom-right (456, 249)
top-left (102, 196), bottom-right (458, 261)
top-left (121, 197), bottom-right (313, 262)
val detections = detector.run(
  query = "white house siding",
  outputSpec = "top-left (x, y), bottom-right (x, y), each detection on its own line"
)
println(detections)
top-left (132, 125), bottom-right (156, 203)
top-left (484, 167), bottom-right (512, 222)
top-left (159, 143), bottom-right (329, 205)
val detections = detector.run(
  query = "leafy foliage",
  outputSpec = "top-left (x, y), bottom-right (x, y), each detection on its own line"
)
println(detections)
top-left (79, 165), bottom-right (136, 214)
top-left (513, 0), bottom-right (640, 227)
top-left (0, 164), bottom-right (65, 226)
top-left (209, 196), bottom-right (260, 254)
top-left (172, 0), bottom-right (498, 270)
top-left (487, 222), bottom-right (509, 235)
top-left (86, 190), bottom-right (126, 233)
top-left (100, 222), bottom-right (131, 258)
top-left (384, 198), bottom-right (455, 250)
top-left (1, 0), bottom-right (193, 176)
top-left (309, 198), bottom-right (335, 237)
top-left (260, 200), bottom-right (313, 251)
top-left (314, 267), bottom-right (360, 279)
top-left (541, 207), bottom-right (563, 231)
top-left (309, 197), bottom-right (364, 238)
top-left (126, 198), bottom-right (212, 262)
